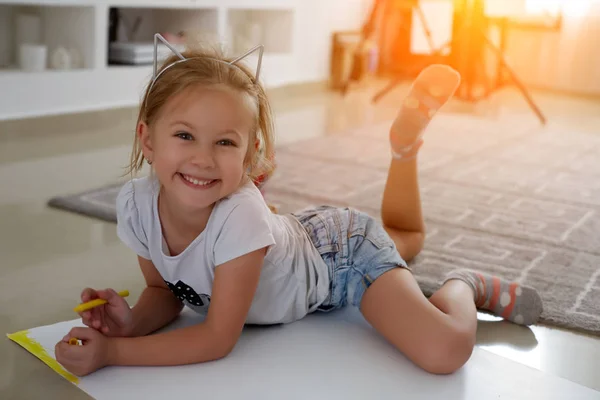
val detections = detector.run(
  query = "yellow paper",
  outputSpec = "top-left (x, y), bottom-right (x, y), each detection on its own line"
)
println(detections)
top-left (7, 330), bottom-right (79, 384)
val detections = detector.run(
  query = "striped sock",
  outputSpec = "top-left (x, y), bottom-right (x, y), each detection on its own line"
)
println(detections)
top-left (390, 64), bottom-right (461, 159)
top-left (444, 269), bottom-right (543, 326)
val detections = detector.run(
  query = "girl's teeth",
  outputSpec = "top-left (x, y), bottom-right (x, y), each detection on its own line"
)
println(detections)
top-left (183, 174), bottom-right (213, 186)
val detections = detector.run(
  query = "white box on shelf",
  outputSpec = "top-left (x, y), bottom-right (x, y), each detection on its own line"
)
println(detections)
top-left (108, 41), bottom-right (186, 65)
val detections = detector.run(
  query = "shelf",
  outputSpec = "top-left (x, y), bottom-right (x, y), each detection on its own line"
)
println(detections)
top-left (106, 1), bottom-right (222, 10)
top-left (0, 0), bottom-right (312, 121)
top-left (109, 6), bottom-right (218, 42)
top-left (0, 3), bottom-right (95, 70)
top-left (0, 52), bottom-right (293, 120)
top-left (219, 0), bottom-right (297, 10)
top-left (0, 65), bottom-right (152, 120)
top-left (0, 66), bottom-right (95, 76)
top-left (0, 0), bottom-right (205, 6)
top-left (0, 0), bottom-right (297, 8)
top-left (0, 0), bottom-right (97, 6)
top-left (106, 6), bottom-right (219, 66)
top-left (105, 63), bottom-right (151, 70)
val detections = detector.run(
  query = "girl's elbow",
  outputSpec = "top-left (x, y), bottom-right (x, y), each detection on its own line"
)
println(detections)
top-left (203, 324), bottom-right (242, 361)
top-left (210, 335), bottom-right (238, 360)
top-left (188, 343), bottom-right (231, 364)
top-left (219, 337), bottom-right (240, 358)
top-left (217, 346), bottom-right (233, 360)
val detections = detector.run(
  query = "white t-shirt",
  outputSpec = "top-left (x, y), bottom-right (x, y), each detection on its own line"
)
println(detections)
top-left (115, 176), bottom-right (330, 324)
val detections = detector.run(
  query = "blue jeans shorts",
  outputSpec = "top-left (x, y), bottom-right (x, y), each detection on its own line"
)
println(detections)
top-left (292, 206), bottom-right (410, 311)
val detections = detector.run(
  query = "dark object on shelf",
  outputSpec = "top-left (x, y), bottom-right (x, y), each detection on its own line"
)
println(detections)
top-left (108, 8), bottom-right (119, 43)
top-left (108, 8), bottom-right (119, 61)
top-left (108, 8), bottom-right (142, 42)
top-left (107, 8), bottom-right (145, 65)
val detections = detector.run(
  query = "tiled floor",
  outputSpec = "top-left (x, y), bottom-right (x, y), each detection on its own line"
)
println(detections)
top-left (1, 78), bottom-right (600, 398)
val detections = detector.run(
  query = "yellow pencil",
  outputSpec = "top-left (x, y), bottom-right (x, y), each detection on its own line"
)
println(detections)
top-left (73, 290), bottom-right (129, 313)
top-left (69, 337), bottom-right (80, 345)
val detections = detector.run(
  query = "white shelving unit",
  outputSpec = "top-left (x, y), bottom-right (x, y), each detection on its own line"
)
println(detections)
top-left (0, 0), bottom-right (301, 120)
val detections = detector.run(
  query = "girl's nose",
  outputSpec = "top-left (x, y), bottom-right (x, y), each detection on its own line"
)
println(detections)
top-left (191, 146), bottom-right (216, 169)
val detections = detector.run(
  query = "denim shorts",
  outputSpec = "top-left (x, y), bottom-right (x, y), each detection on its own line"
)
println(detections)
top-left (292, 206), bottom-right (410, 311)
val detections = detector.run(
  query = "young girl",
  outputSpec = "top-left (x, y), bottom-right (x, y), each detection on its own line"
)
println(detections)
top-left (55, 44), bottom-right (543, 377)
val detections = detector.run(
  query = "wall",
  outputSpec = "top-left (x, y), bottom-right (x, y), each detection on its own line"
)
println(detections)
top-left (294, 0), bottom-right (370, 84)
top-left (297, 0), bottom-right (600, 96)
top-left (501, 2), bottom-right (600, 95)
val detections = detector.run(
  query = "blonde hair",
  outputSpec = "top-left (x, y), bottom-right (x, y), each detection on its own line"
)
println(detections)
top-left (125, 45), bottom-right (275, 183)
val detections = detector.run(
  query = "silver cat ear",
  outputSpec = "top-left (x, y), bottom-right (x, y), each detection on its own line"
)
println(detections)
top-left (229, 44), bottom-right (264, 83)
top-left (151, 33), bottom-right (264, 84)
top-left (153, 33), bottom-right (185, 79)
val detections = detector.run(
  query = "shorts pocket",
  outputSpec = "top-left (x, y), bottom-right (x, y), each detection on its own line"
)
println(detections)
top-left (315, 242), bottom-right (339, 255)
top-left (364, 225), bottom-right (394, 250)
top-left (348, 210), bottom-right (393, 251)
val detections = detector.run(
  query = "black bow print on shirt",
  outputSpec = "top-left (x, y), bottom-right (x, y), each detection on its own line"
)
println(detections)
top-left (165, 280), bottom-right (210, 307)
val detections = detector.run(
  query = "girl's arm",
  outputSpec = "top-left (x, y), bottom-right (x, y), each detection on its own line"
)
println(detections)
top-left (108, 247), bottom-right (267, 366)
top-left (127, 256), bottom-right (184, 337)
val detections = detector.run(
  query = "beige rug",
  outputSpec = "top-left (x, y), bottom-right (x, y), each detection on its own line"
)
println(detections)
top-left (48, 113), bottom-right (600, 336)
top-left (263, 113), bottom-right (600, 336)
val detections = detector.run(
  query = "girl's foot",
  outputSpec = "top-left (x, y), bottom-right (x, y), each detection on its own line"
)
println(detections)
top-left (444, 269), bottom-right (544, 325)
top-left (390, 64), bottom-right (461, 160)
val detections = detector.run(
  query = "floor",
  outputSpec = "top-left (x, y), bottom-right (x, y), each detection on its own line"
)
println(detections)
top-left (1, 78), bottom-right (600, 398)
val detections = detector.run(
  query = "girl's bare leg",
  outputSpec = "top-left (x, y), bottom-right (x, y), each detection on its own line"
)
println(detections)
top-left (380, 64), bottom-right (461, 261)
top-left (381, 158), bottom-right (424, 261)
top-left (360, 65), bottom-right (543, 375)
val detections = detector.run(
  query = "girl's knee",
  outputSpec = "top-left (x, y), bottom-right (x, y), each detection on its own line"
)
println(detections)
top-left (383, 228), bottom-right (424, 262)
top-left (416, 324), bottom-right (475, 375)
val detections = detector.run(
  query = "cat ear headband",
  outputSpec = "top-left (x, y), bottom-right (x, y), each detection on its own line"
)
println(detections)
top-left (148, 33), bottom-right (264, 97)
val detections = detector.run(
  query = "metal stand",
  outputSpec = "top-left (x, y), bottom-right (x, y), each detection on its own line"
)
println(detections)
top-left (368, 2), bottom-right (450, 101)
top-left (341, 0), bottom-right (442, 95)
top-left (371, 0), bottom-right (548, 125)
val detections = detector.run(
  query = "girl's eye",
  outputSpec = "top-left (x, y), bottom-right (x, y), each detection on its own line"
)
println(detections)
top-left (217, 139), bottom-right (236, 147)
top-left (176, 132), bottom-right (193, 141)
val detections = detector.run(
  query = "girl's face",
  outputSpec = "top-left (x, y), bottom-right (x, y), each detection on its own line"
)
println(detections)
top-left (138, 84), bottom-right (254, 211)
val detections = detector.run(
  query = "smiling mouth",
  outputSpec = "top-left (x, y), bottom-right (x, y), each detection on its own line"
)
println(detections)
top-left (179, 173), bottom-right (219, 187)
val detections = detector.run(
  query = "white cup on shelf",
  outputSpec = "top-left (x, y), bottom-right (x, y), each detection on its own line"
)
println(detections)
top-left (19, 44), bottom-right (47, 72)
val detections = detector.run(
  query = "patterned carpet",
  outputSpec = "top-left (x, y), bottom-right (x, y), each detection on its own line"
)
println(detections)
top-left (48, 113), bottom-right (600, 335)
top-left (262, 113), bottom-right (600, 336)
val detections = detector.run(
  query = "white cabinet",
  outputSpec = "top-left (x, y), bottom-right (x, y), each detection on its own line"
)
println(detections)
top-left (0, 0), bottom-right (302, 120)
top-left (0, 0), bottom-right (370, 120)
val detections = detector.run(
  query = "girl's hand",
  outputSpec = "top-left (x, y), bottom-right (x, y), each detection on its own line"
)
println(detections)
top-left (79, 288), bottom-right (133, 337)
top-left (55, 327), bottom-right (113, 377)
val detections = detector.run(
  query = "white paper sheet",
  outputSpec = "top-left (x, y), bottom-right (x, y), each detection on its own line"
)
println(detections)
top-left (9, 307), bottom-right (600, 400)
